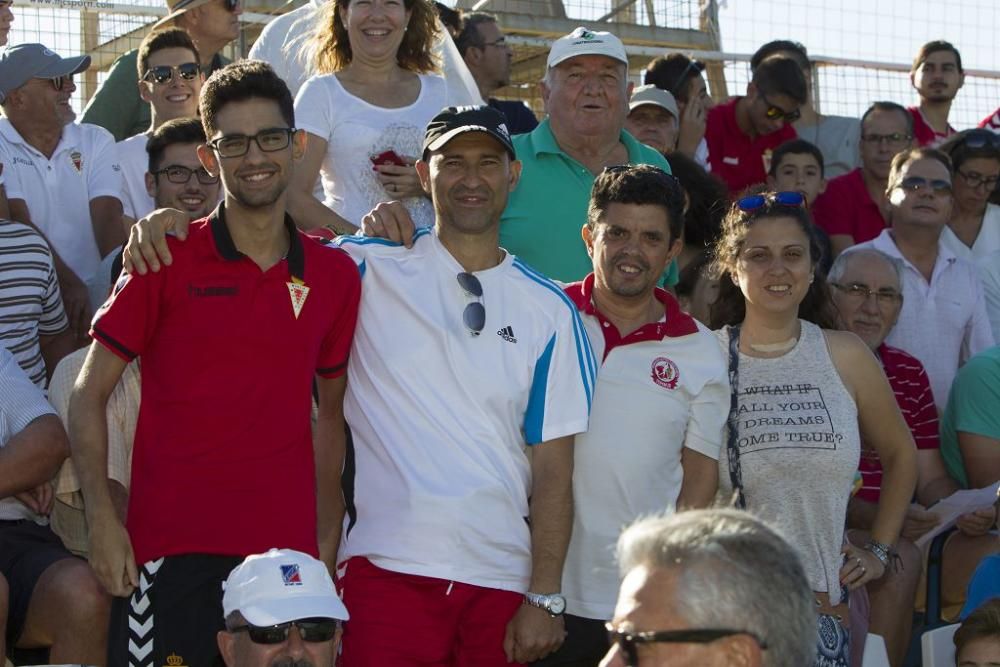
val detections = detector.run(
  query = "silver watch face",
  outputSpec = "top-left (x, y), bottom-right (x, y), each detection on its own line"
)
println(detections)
top-left (547, 594), bottom-right (566, 616)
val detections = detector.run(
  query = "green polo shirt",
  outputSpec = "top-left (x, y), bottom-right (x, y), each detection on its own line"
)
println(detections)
top-left (500, 118), bottom-right (678, 285)
top-left (81, 50), bottom-right (230, 142)
top-left (940, 346), bottom-right (1000, 488)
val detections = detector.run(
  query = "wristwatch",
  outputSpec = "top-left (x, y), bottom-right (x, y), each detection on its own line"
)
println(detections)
top-left (864, 539), bottom-right (892, 569)
top-left (524, 592), bottom-right (567, 617)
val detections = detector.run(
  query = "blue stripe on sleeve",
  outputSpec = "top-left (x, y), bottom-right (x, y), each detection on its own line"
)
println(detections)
top-left (334, 227), bottom-right (432, 247)
top-left (358, 259), bottom-right (366, 279)
top-left (524, 333), bottom-right (556, 444)
top-left (512, 259), bottom-right (596, 411)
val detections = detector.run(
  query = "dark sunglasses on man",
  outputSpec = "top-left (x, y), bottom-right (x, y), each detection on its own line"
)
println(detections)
top-left (228, 617), bottom-right (339, 645)
top-left (143, 62), bottom-right (202, 85)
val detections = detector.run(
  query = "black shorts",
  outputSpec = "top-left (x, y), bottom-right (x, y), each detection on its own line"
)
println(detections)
top-left (0, 519), bottom-right (77, 647)
top-left (531, 614), bottom-right (609, 667)
top-left (107, 553), bottom-right (241, 667)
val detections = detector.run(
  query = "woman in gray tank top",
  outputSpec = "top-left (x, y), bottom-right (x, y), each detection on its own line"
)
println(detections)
top-left (709, 191), bottom-right (917, 667)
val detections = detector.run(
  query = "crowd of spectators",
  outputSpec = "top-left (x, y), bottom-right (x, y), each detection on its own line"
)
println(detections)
top-left (1, 2), bottom-right (1000, 666)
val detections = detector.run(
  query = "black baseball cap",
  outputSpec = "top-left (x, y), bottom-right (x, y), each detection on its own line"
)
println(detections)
top-left (422, 106), bottom-right (516, 160)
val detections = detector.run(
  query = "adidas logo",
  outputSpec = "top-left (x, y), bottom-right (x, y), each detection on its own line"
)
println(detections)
top-left (497, 325), bottom-right (517, 343)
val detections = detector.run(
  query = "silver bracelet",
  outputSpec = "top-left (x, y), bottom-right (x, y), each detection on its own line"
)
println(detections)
top-left (864, 539), bottom-right (892, 568)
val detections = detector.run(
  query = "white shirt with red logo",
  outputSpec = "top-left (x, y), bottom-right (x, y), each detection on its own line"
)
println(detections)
top-left (560, 274), bottom-right (729, 620)
top-left (0, 120), bottom-right (123, 284)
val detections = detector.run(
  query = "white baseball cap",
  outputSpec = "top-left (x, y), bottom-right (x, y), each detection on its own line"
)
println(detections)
top-left (629, 84), bottom-right (679, 118)
top-left (546, 27), bottom-right (628, 69)
top-left (222, 549), bottom-right (349, 626)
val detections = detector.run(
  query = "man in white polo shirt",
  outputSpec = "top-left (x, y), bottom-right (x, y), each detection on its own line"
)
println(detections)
top-left (335, 106), bottom-right (594, 666)
top-left (536, 164), bottom-right (728, 665)
top-left (855, 146), bottom-right (994, 411)
top-left (0, 44), bottom-right (126, 339)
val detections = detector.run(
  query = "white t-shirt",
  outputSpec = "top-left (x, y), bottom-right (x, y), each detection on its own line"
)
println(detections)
top-left (0, 120), bottom-right (123, 283)
top-left (117, 132), bottom-right (154, 220)
top-left (561, 278), bottom-right (728, 620)
top-left (940, 203), bottom-right (1000, 264)
top-left (332, 229), bottom-right (595, 592)
top-left (857, 230), bottom-right (995, 410)
top-left (247, 0), bottom-right (321, 99)
top-left (294, 73), bottom-right (446, 229)
top-left (0, 346), bottom-right (57, 522)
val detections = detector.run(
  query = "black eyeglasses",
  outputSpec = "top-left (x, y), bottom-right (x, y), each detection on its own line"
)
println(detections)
top-left (37, 74), bottom-right (72, 91)
top-left (736, 190), bottom-right (806, 212)
top-left (223, 0), bottom-right (240, 10)
top-left (142, 62), bottom-right (201, 85)
top-left (207, 128), bottom-right (297, 159)
top-left (894, 176), bottom-right (952, 195)
top-left (830, 282), bottom-right (903, 308)
top-left (861, 132), bottom-right (912, 147)
top-left (228, 618), bottom-right (338, 645)
top-left (956, 169), bottom-right (1000, 191)
top-left (480, 37), bottom-right (507, 49)
top-left (761, 93), bottom-right (801, 122)
top-left (152, 165), bottom-right (220, 185)
top-left (606, 624), bottom-right (768, 666)
top-left (457, 272), bottom-right (485, 336)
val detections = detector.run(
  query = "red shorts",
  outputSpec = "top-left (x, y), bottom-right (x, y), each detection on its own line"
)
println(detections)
top-left (336, 557), bottom-right (524, 667)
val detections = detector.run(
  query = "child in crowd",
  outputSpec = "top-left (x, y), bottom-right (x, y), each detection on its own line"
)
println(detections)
top-left (767, 138), bottom-right (834, 274)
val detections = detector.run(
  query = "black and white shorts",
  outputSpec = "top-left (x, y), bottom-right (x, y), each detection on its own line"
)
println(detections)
top-left (107, 553), bottom-right (241, 667)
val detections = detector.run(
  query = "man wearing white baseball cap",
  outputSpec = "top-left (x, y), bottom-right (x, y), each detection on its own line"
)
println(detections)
top-left (218, 548), bottom-right (348, 667)
top-left (499, 26), bottom-right (678, 286)
top-left (624, 84), bottom-right (680, 154)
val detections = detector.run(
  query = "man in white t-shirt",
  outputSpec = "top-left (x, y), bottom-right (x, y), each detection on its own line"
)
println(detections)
top-left (336, 105), bottom-right (594, 666)
top-left (117, 27), bottom-right (205, 226)
top-left (854, 146), bottom-right (994, 410)
top-left (537, 164), bottom-right (729, 665)
top-left (0, 44), bottom-right (125, 338)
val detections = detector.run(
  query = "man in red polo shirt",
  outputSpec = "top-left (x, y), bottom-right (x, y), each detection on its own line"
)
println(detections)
top-left (909, 40), bottom-right (964, 147)
top-left (812, 102), bottom-right (914, 256)
top-left (69, 61), bottom-right (360, 667)
top-left (705, 55), bottom-right (806, 194)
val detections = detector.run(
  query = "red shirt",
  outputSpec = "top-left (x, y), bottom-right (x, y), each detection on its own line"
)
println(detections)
top-left (857, 344), bottom-right (939, 503)
top-left (811, 168), bottom-right (887, 243)
top-left (91, 206), bottom-right (361, 564)
top-left (908, 106), bottom-right (956, 147)
top-left (706, 97), bottom-right (797, 195)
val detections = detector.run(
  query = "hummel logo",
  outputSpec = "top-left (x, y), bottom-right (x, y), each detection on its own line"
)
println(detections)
top-left (497, 325), bottom-right (517, 343)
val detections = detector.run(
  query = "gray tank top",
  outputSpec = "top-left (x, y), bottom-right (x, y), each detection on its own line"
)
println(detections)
top-left (716, 321), bottom-right (860, 604)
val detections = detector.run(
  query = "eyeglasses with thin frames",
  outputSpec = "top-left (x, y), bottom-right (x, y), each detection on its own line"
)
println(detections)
top-left (457, 272), bottom-right (485, 336)
top-left (152, 165), bottom-right (220, 185)
top-left (480, 37), bottom-right (507, 49)
top-left (207, 128), bottom-right (297, 159)
top-left (830, 282), bottom-right (903, 308)
top-left (142, 62), bottom-right (201, 85)
top-left (956, 169), bottom-right (1000, 191)
top-left (605, 624), bottom-right (768, 666)
top-left (228, 618), bottom-right (339, 645)
top-left (861, 132), bottom-right (912, 147)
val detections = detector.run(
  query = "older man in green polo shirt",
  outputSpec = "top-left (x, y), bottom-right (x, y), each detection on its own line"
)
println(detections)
top-left (500, 27), bottom-right (675, 283)
top-left (361, 27), bottom-right (677, 285)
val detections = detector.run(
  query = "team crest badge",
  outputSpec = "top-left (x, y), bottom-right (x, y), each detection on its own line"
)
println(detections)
top-left (280, 564), bottom-right (302, 586)
top-left (69, 150), bottom-right (83, 173)
top-left (650, 356), bottom-right (680, 390)
top-left (286, 277), bottom-right (309, 319)
top-left (163, 654), bottom-right (187, 667)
